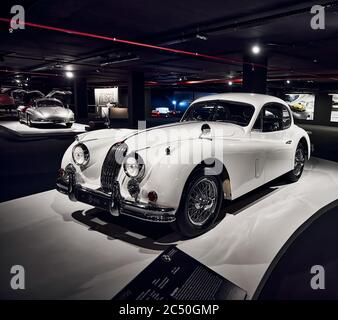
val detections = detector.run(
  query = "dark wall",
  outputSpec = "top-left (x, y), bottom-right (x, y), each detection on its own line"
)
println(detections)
top-left (313, 94), bottom-right (334, 125)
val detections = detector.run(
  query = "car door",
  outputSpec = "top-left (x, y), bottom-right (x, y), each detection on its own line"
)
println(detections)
top-left (251, 102), bottom-right (294, 183)
top-left (214, 102), bottom-right (266, 198)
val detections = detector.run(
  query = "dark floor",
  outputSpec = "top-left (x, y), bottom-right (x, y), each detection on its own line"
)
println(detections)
top-left (0, 127), bottom-right (74, 202)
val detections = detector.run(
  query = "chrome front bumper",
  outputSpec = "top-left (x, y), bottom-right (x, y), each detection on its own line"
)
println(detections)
top-left (31, 119), bottom-right (74, 124)
top-left (56, 165), bottom-right (176, 223)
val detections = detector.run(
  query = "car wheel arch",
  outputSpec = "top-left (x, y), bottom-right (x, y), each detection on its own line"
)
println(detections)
top-left (298, 136), bottom-right (309, 159)
top-left (183, 159), bottom-right (232, 201)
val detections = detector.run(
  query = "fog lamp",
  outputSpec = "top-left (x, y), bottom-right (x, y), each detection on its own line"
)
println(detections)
top-left (127, 179), bottom-right (140, 198)
top-left (148, 191), bottom-right (158, 203)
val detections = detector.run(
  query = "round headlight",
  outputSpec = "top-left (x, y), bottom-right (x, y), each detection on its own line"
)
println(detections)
top-left (123, 153), bottom-right (145, 179)
top-left (72, 143), bottom-right (90, 167)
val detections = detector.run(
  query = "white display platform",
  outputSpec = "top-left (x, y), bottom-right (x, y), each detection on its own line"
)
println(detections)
top-left (0, 121), bottom-right (86, 137)
top-left (0, 158), bottom-right (337, 299)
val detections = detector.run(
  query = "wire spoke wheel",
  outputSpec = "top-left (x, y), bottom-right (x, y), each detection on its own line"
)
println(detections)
top-left (187, 177), bottom-right (218, 227)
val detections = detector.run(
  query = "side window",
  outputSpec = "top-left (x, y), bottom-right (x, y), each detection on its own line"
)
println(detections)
top-left (262, 103), bottom-right (284, 132)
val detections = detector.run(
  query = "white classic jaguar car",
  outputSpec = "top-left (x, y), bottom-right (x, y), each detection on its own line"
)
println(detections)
top-left (57, 93), bottom-right (310, 237)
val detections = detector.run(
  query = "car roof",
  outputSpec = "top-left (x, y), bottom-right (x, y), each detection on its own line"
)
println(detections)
top-left (192, 92), bottom-right (287, 108)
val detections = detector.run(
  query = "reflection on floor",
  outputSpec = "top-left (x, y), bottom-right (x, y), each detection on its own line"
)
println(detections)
top-left (0, 158), bottom-right (337, 299)
top-left (0, 120), bottom-right (86, 137)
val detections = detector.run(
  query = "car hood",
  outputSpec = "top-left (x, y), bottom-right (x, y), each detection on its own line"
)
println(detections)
top-left (127, 121), bottom-right (245, 150)
top-left (69, 122), bottom-right (246, 184)
top-left (77, 128), bottom-right (137, 143)
top-left (77, 121), bottom-right (245, 146)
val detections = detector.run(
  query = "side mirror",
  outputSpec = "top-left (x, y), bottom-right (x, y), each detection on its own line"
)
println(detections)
top-left (201, 123), bottom-right (211, 134)
top-left (199, 123), bottom-right (212, 140)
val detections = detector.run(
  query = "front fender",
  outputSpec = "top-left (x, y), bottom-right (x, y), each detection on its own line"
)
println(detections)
top-left (124, 138), bottom-right (224, 209)
top-left (292, 126), bottom-right (311, 159)
top-left (60, 129), bottom-right (135, 189)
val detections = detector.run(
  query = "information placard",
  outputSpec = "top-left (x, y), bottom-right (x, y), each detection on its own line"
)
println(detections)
top-left (113, 246), bottom-right (247, 300)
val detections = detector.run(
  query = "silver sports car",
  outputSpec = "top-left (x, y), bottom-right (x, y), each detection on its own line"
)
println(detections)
top-left (17, 90), bottom-right (74, 128)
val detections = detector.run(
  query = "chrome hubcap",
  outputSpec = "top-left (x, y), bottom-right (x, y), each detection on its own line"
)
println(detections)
top-left (187, 178), bottom-right (218, 226)
top-left (294, 147), bottom-right (305, 176)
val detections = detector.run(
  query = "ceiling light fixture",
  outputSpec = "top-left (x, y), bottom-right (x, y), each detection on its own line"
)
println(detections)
top-left (228, 81), bottom-right (233, 86)
top-left (65, 71), bottom-right (74, 78)
top-left (252, 45), bottom-right (261, 55)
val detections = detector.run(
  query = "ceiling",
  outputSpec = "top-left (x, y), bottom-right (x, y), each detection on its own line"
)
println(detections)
top-left (1, 0), bottom-right (338, 89)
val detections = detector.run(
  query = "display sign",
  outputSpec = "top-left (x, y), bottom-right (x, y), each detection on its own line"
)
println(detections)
top-left (285, 93), bottom-right (315, 120)
top-left (113, 246), bottom-right (247, 300)
top-left (329, 94), bottom-right (338, 122)
top-left (94, 87), bottom-right (118, 107)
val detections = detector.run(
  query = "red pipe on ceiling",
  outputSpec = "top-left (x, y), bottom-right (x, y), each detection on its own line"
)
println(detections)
top-left (0, 17), bottom-right (248, 67)
top-left (1, 17), bottom-right (338, 81)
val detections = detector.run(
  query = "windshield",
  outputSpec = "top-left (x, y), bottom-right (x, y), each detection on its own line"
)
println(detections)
top-left (37, 100), bottom-right (63, 108)
top-left (181, 100), bottom-right (255, 126)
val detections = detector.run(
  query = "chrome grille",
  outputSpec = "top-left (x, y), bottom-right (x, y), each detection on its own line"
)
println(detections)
top-left (100, 142), bottom-right (128, 193)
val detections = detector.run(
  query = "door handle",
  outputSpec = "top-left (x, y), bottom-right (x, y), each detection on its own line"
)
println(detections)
top-left (285, 140), bottom-right (292, 144)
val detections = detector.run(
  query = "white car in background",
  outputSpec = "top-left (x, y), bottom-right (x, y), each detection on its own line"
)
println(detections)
top-left (57, 93), bottom-right (310, 237)
top-left (17, 90), bottom-right (74, 127)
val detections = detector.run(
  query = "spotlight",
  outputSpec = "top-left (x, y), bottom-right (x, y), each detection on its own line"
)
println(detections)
top-left (15, 79), bottom-right (21, 84)
top-left (65, 71), bottom-right (74, 78)
top-left (228, 81), bottom-right (233, 86)
top-left (172, 100), bottom-right (177, 106)
top-left (286, 80), bottom-right (291, 84)
top-left (251, 45), bottom-right (261, 55)
top-left (179, 101), bottom-right (188, 107)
